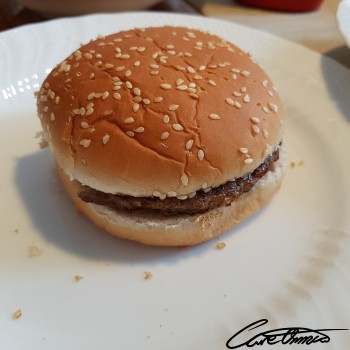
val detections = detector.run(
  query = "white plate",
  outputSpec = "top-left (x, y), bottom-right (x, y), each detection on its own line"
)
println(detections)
top-left (337, 0), bottom-right (350, 49)
top-left (1, 13), bottom-right (350, 350)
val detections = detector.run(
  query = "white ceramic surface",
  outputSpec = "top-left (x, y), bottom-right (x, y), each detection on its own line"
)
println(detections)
top-left (0, 13), bottom-right (350, 350)
top-left (337, 0), bottom-right (350, 49)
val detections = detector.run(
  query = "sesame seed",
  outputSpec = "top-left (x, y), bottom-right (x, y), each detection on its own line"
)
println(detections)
top-left (177, 195), bottom-right (188, 200)
top-left (124, 117), bottom-right (134, 124)
top-left (226, 97), bottom-right (235, 106)
top-left (208, 80), bottom-right (216, 86)
top-left (176, 65), bottom-right (186, 71)
top-left (209, 113), bottom-right (220, 120)
top-left (263, 106), bottom-right (270, 114)
top-left (201, 182), bottom-right (208, 189)
top-left (43, 106), bottom-right (49, 112)
top-left (194, 46), bottom-right (202, 51)
top-left (198, 149), bottom-right (204, 161)
top-left (163, 115), bottom-right (170, 123)
top-left (187, 87), bottom-right (196, 94)
top-left (133, 96), bottom-right (142, 103)
top-left (150, 70), bottom-right (159, 75)
top-left (85, 107), bottom-right (94, 116)
top-left (241, 86), bottom-right (247, 93)
top-left (241, 70), bottom-right (250, 77)
top-left (235, 101), bottom-right (242, 109)
top-left (185, 139), bottom-right (194, 150)
top-left (73, 108), bottom-right (80, 115)
top-left (120, 54), bottom-right (130, 59)
top-left (231, 68), bottom-right (240, 73)
top-left (135, 127), bottom-right (145, 133)
top-left (262, 80), bottom-right (269, 87)
top-left (218, 63), bottom-right (225, 68)
top-left (199, 65), bottom-right (206, 71)
top-left (134, 60), bottom-right (140, 67)
top-left (126, 81), bottom-right (133, 89)
top-left (188, 191), bottom-right (196, 198)
top-left (80, 107), bottom-right (86, 116)
top-left (208, 64), bottom-right (217, 69)
top-left (154, 96), bottom-right (163, 103)
top-left (251, 117), bottom-right (260, 124)
top-left (161, 132), bottom-right (169, 140)
top-left (194, 75), bottom-right (203, 80)
top-left (177, 85), bottom-right (187, 91)
top-left (181, 174), bottom-right (189, 186)
top-left (116, 66), bottom-right (125, 72)
top-left (166, 44), bottom-right (175, 49)
top-left (172, 123), bottom-right (183, 131)
top-left (239, 147), bottom-right (248, 154)
top-left (243, 94), bottom-right (250, 103)
top-left (189, 93), bottom-right (199, 99)
top-left (80, 139), bottom-right (91, 148)
top-left (169, 104), bottom-right (179, 111)
top-left (81, 121), bottom-right (89, 128)
top-left (167, 191), bottom-right (177, 197)
top-left (189, 82), bottom-right (196, 88)
top-left (115, 47), bottom-right (121, 53)
top-left (137, 46), bottom-right (146, 52)
top-left (126, 131), bottom-right (134, 137)
top-left (102, 91), bottom-right (109, 100)
top-left (125, 70), bottom-right (132, 77)
top-left (150, 63), bottom-right (159, 69)
top-left (133, 103), bottom-right (140, 112)
top-left (112, 85), bottom-right (121, 91)
top-left (187, 66), bottom-right (196, 73)
top-left (160, 58), bottom-right (167, 64)
top-left (102, 133), bottom-right (110, 144)
top-left (113, 92), bottom-right (121, 100)
top-left (176, 79), bottom-right (184, 86)
top-left (114, 80), bottom-right (122, 85)
top-left (268, 102), bottom-right (278, 113)
top-left (268, 90), bottom-right (274, 97)
top-left (55, 96), bottom-right (60, 104)
top-left (143, 98), bottom-right (151, 105)
top-left (160, 83), bottom-right (172, 90)
top-left (105, 63), bottom-right (114, 69)
top-left (133, 88), bottom-right (141, 96)
top-left (244, 158), bottom-right (254, 164)
top-left (153, 191), bottom-right (162, 197)
top-left (129, 46), bottom-right (137, 51)
top-left (187, 32), bottom-right (196, 38)
top-left (182, 37), bottom-right (190, 41)
top-left (232, 74), bottom-right (237, 80)
top-left (252, 125), bottom-right (260, 134)
top-left (87, 92), bottom-right (95, 100)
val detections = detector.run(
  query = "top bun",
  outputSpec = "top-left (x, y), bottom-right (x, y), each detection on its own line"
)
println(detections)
top-left (37, 26), bottom-right (284, 198)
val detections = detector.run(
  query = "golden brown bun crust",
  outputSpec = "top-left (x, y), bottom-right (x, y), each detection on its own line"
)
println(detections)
top-left (38, 26), bottom-right (284, 198)
top-left (56, 142), bottom-right (287, 246)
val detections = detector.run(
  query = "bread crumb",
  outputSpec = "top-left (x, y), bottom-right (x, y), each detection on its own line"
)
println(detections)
top-left (144, 271), bottom-right (153, 280)
top-left (298, 161), bottom-right (304, 167)
top-left (35, 131), bottom-right (48, 149)
top-left (12, 309), bottom-right (22, 320)
top-left (216, 242), bottom-right (226, 249)
top-left (34, 91), bottom-right (39, 97)
top-left (13, 229), bottom-right (19, 233)
top-left (290, 161), bottom-right (295, 168)
top-left (74, 275), bottom-right (83, 281)
top-left (28, 244), bottom-right (42, 257)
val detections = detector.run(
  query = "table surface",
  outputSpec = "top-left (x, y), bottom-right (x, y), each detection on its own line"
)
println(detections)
top-left (0, 0), bottom-right (349, 69)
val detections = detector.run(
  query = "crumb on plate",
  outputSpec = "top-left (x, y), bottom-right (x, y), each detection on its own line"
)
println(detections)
top-left (144, 271), bottom-right (153, 280)
top-left (28, 244), bottom-right (42, 257)
top-left (216, 242), bottom-right (226, 249)
top-left (12, 309), bottom-right (22, 320)
top-left (74, 275), bottom-right (83, 281)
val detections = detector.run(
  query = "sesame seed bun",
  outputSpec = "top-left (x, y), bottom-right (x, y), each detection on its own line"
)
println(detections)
top-left (37, 26), bottom-right (286, 246)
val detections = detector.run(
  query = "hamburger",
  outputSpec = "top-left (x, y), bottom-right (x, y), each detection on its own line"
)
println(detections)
top-left (37, 26), bottom-right (286, 246)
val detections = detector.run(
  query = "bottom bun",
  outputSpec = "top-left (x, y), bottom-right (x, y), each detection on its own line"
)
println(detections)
top-left (56, 143), bottom-right (287, 247)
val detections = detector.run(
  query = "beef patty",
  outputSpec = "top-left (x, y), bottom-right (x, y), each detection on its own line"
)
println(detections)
top-left (79, 146), bottom-right (280, 216)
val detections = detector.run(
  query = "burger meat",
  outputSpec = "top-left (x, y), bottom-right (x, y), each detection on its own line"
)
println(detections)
top-left (78, 146), bottom-right (280, 216)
